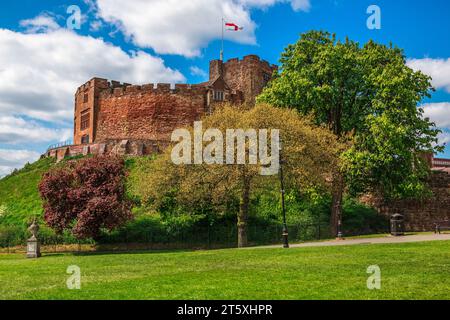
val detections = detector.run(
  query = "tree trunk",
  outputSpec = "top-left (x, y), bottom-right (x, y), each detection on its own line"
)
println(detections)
top-left (330, 173), bottom-right (344, 237)
top-left (237, 176), bottom-right (251, 248)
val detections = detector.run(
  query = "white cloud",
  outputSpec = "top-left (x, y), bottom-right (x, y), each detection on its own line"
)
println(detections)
top-left (289, 0), bottom-right (311, 11)
top-left (83, 0), bottom-right (98, 13)
top-left (0, 149), bottom-right (41, 177)
top-left (240, 0), bottom-right (310, 11)
top-left (407, 58), bottom-right (450, 93)
top-left (421, 102), bottom-right (450, 128)
top-left (96, 0), bottom-right (310, 57)
top-left (437, 131), bottom-right (450, 145)
top-left (89, 20), bottom-right (103, 32)
top-left (421, 102), bottom-right (450, 148)
top-left (19, 14), bottom-right (60, 33)
top-left (190, 66), bottom-right (208, 79)
top-left (0, 18), bottom-right (185, 123)
top-left (0, 116), bottom-right (72, 145)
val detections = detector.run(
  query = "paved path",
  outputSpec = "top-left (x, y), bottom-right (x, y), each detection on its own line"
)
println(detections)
top-left (255, 233), bottom-right (450, 249)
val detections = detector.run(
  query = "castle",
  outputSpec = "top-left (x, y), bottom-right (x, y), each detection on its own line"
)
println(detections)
top-left (45, 55), bottom-right (277, 160)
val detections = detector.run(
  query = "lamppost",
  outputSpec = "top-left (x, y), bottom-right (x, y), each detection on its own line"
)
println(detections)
top-left (336, 199), bottom-right (344, 240)
top-left (279, 142), bottom-right (289, 248)
top-left (337, 219), bottom-right (343, 239)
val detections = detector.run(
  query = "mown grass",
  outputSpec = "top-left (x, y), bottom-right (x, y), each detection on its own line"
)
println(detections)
top-left (1, 240), bottom-right (449, 300)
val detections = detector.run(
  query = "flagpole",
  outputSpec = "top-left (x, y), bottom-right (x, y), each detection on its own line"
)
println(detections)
top-left (220, 17), bottom-right (224, 61)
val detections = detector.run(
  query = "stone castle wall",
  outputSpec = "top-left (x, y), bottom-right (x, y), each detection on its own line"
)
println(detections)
top-left (361, 170), bottom-right (450, 231)
top-left (45, 138), bottom-right (168, 161)
top-left (95, 84), bottom-right (208, 142)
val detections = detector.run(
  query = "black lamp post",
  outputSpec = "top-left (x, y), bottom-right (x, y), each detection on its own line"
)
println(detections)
top-left (336, 199), bottom-right (344, 240)
top-left (279, 143), bottom-right (289, 248)
top-left (337, 219), bottom-right (343, 239)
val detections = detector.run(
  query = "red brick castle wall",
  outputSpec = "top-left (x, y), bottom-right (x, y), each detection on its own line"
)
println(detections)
top-left (95, 84), bottom-right (208, 142)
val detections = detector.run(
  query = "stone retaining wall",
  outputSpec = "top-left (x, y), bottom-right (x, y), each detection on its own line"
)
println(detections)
top-left (361, 170), bottom-right (450, 231)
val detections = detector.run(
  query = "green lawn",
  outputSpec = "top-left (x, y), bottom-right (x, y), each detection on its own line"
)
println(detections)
top-left (1, 240), bottom-right (449, 300)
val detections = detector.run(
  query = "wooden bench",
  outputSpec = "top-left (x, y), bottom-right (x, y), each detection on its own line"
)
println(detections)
top-left (434, 220), bottom-right (450, 234)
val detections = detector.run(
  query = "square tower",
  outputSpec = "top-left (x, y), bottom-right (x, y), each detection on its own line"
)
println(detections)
top-left (73, 78), bottom-right (109, 145)
top-left (209, 55), bottom-right (278, 105)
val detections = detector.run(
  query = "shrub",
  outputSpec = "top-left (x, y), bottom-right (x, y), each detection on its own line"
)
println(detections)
top-left (39, 156), bottom-right (133, 240)
top-left (342, 198), bottom-right (389, 235)
top-left (0, 225), bottom-right (27, 247)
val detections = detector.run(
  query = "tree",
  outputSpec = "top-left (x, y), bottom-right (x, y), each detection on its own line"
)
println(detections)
top-left (258, 30), bottom-right (443, 236)
top-left (132, 104), bottom-right (344, 247)
top-left (39, 156), bottom-right (132, 239)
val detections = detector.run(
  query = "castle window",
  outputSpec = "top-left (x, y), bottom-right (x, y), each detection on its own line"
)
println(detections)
top-left (83, 93), bottom-right (89, 103)
top-left (81, 135), bottom-right (90, 144)
top-left (80, 110), bottom-right (90, 130)
top-left (263, 72), bottom-right (271, 82)
top-left (213, 90), bottom-right (224, 101)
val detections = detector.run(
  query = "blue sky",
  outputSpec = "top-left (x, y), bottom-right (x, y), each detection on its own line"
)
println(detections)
top-left (1, 0), bottom-right (450, 175)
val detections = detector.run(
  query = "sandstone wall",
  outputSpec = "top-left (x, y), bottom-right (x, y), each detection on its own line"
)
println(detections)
top-left (44, 139), bottom-right (169, 161)
top-left (362, 170), bottom-right (450, 231)
top-left (95, 84), bottom-right (208, 142)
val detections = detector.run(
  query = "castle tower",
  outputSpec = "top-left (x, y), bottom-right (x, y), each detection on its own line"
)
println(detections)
top-left (209, 55), bottom-right (278, 105)
top-left (73, 78), bottom-right (109, 145)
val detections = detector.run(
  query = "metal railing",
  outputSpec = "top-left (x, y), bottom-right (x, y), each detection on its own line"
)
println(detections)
top-left (46, 140), bottom-right (73, 152)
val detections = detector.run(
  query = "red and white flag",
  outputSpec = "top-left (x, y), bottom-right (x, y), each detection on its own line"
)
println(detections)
top-left (225, 22), bottom-right (243, 31)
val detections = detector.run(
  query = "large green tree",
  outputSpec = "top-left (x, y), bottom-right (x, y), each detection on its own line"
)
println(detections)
top-left (132, 104), bottom-right (343, 247)
top-left (258, 31), bottom-right (443, 236)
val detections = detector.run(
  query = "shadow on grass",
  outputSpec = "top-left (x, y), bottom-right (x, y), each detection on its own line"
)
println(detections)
top-left (71, 248), bottom-right (199, 257)
top-left (39, 246), bottom-right (239, 258)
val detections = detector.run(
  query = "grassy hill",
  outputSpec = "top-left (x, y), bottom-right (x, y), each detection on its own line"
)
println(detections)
top-left (0, 157), bottom-right (55, 226)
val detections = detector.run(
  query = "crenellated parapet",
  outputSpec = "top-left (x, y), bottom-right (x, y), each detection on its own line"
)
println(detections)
top-left (98, 82), bottom-right (208, 98)
top-left (225, 54), bottom-right (278, 71)
top-left (76, 78), bottom-right (210, 96)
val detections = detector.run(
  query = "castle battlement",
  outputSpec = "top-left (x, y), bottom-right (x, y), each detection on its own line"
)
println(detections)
top-left (95, 83), bottom-right (208, 99)
top-left (220, 54), bottom-right (277, 70)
